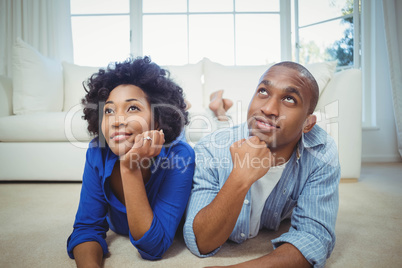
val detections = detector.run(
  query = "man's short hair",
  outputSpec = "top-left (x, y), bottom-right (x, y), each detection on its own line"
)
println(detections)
top-left (272, 61), bottom-right (319, 114)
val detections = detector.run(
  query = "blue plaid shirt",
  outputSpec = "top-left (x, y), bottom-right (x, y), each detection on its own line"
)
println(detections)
top-left (184, 123), bottom-right (340, 268)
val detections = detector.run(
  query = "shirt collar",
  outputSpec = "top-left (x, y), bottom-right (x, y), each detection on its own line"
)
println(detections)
top-left (297, 125), bottom-right (327, 160)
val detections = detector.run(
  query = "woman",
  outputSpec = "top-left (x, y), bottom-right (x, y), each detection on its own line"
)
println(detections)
top-left (67, 56), bottom-right (195, 266)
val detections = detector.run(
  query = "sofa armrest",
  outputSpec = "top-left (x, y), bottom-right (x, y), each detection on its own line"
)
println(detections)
top-left (315, 69), bottom-right (362, 180)
top-left (0, 75), bottom-right (13, 117)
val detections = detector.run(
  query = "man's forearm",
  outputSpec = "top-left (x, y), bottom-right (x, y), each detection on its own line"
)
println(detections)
top-left (221, 243), bottom-right (311, 268)
top-left (193, 172), bottom-right (251, 255)
top-left (207, 243), bottom-right (311, 268)
top-left (193, 136), bottom-right (272, 255)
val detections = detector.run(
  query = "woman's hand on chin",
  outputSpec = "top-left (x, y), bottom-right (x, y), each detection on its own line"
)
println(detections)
top-left (120, 129), bottom-right (165, 170)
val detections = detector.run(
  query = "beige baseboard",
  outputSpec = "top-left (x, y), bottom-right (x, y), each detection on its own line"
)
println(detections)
top-left (340, 178), bottom-right (358, 183)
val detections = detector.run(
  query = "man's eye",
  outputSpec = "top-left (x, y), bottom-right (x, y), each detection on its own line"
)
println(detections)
top-left (104, 108), bottom-right (113, 114)
top-left (128, 106), bottom-right (140, 112)
top-left (258, 88), bottom-right (268, 95)
top-left (284, 96), bottom-right (295, 103)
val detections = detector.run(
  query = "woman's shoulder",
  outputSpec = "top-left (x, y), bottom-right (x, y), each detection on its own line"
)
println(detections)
top-left (166, 140), bottom-right (195, 158)
top-left (86, 137), bottom-right (104, 155)
top-left (86, 137), bottom-right (115, 165)
top-left (157, 141), bottom-right (195, 176)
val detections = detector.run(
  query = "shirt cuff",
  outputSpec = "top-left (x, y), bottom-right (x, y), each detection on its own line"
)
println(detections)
top-left (129, 216), bottom-right (170, 260)
top-left (183, 214), bottom-right (221, 258)
top-left (67, 233), bottom-right (109, 259)
top-left (271, 231), bottom-right (327, 268)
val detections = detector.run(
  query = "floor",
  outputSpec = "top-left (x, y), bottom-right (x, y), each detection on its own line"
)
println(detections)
top-left (0, 162), bottom-right (401, 268)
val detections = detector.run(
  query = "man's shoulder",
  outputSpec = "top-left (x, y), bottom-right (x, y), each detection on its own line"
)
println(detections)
top-left (302, 125), bottom-right (339, 168)
top-left (304, 125), bottom-right (337, 149)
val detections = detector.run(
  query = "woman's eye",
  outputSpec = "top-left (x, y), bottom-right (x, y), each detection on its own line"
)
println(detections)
top-left (104, 108), bottom-right (113, 114)
top-left (128, 105), bottom-right (140, 112)
top-left (284, 96), bottom-right (295, 103)
top-left (258, 88), bottom-right (268, 95)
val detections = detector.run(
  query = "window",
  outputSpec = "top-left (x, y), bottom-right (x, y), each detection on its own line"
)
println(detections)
top-left (294, 0), bottom-right (361, 69)
top-left (70, 0), bottom-right (371, 127)
top-left (70, 0), bottom-right (362, 68)
top-left (70, 0), bottom-right (131, 66)
top-left (70, 0), bottom-right (285, 66)
top-left (142, 0), bottom-right (281, 65)
top-left (294, 0), bottom-right (374, 127)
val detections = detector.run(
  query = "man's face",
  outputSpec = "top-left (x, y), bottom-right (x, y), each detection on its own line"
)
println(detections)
top-left (247, 65), bottom-right (313, 152)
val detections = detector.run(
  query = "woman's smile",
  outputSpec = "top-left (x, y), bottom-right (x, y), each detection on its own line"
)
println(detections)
top-left (110, 131), bottom-right (133, 142)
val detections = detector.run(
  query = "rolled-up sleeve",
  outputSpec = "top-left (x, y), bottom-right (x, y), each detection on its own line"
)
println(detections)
top-left (272, 141), bottom-right (341, 268)
top-left (183, 142), bottom-right (223, 257)
top-left (67, 147), bottom-right (109, 259)
top-left (130, 145), bottom-right (195, 260)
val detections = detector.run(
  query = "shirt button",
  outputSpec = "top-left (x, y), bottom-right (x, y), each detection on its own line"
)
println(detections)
top-left (274, 212), bottom-right (278, 217)
top-left (240, 233), bottom-right (246, 238)
top-left (244, 199), bottom-right (249, 205)
top-left (283, 189), bottom-right (287, 194)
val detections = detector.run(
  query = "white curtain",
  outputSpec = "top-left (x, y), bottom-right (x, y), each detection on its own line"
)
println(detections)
top-left (0, 0), bottom-right (73, 77)
top-left (382, 0), bottom-right (402, 157)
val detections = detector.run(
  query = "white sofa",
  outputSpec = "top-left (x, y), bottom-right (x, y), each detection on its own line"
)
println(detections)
top-left (0, 38), bottom-right (362, 181)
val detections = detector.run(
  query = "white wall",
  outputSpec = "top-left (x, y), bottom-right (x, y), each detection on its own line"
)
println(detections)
top-left (361, 0), bottom-right (401, 163)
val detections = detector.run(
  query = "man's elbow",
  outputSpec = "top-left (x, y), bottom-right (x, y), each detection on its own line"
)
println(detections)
top-left (197, 241), bottom-right (217, 256)
top-left (193, 228), bottom-right (221, 255)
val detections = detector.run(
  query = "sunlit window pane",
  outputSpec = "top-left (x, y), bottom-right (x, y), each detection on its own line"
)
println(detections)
top-left (189, 0), bottom-right (233, 12)
top-left (143, 15), bottom-right (188, 65)
top-left (71, 16), bottom-right (130, 67)
top-left (235, 0), bottom-right (279, 12)
top-left (143, 0), bottom-right (187, 13)
top-left (299, 18), bottom-right (353, 66)
top-left (236, 14), bottom-right (280, 65)
top-left (70, 0), bottom-right (129, 14)
top-left (71, 1), bottom-right (284, 67)
top-left (189, 15), bottom-right (234, 65)
top-left (298, 0), bottom-right (352, 26)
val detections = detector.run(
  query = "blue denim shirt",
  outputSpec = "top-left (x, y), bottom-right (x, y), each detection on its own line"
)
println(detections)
top-left (67, 138), bottom-right (195, 260)
top-left (184, 123), bottom-right (340, 268)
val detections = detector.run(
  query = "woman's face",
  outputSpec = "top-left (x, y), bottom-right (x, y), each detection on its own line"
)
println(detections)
top-left (101, 84), bottom-right (153, 156)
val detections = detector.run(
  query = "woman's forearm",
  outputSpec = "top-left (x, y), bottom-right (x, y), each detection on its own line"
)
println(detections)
top-left (73, 241), bottom-right (103, 268)
top-left (120, 166), bottom-right (154, 240)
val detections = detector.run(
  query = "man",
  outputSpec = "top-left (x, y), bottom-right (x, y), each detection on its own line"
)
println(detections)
top-left (184, 62), bottom-right (340, 268)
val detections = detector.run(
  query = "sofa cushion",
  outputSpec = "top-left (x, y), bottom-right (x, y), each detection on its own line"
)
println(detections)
top-left (62, 62), bottom-right (101, 112)
top-left (0, 75), bottom-right (13, 117)
top-left (0, 112), bottom-right (91, 142)
top-left (203, 58), bottom-right (273, 117)
top-left (163, 60), bottom-right (204, 112)
top-left (305, 61), bottom-right (337, 96)
top-left (315, 69), bottom-right (362, 179)
top-left (12, 38), bottom-right (63, 115)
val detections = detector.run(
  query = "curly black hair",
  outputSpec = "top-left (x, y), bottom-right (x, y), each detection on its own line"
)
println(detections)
top-left (81, 56), bottom-right (189, 144)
